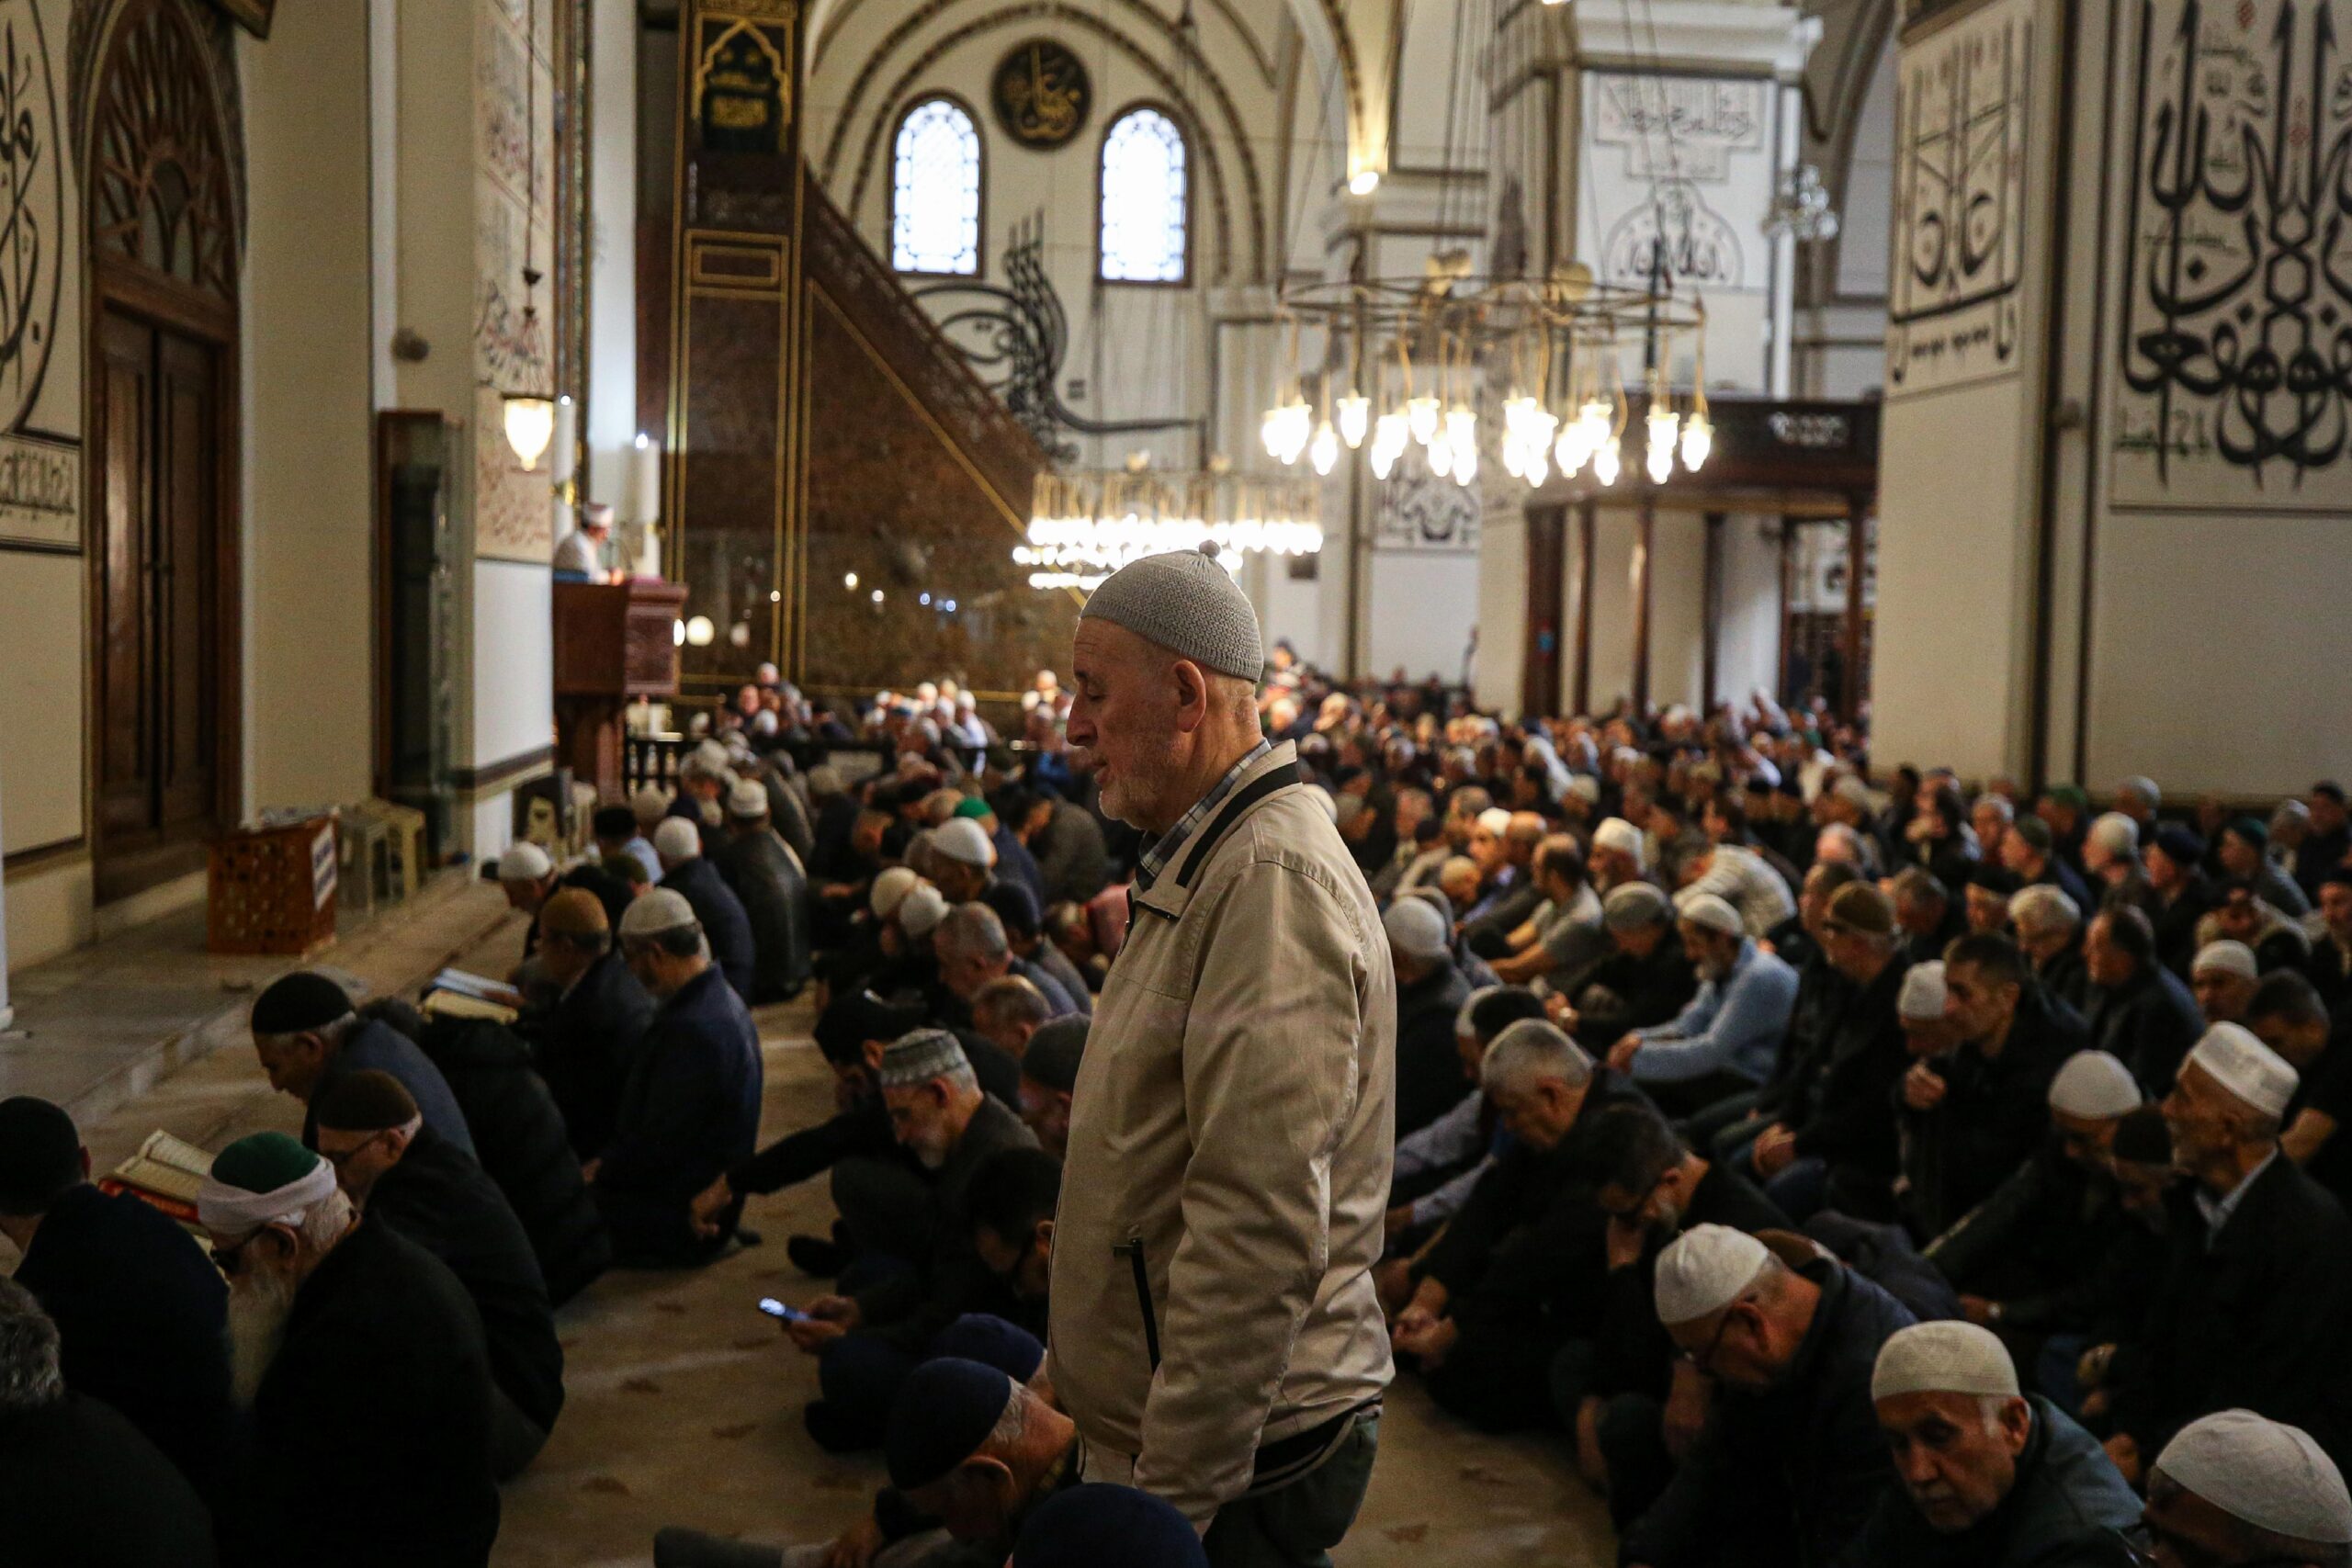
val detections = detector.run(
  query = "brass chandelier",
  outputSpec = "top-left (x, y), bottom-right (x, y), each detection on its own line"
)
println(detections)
top-left (1262, 262), bottom-right (1713, 492)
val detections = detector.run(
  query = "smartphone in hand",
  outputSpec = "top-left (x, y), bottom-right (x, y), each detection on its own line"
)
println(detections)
top-left (757, 1297), bottom-right (808, 1325)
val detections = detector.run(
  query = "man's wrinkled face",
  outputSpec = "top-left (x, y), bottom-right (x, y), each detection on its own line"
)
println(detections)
top-left (1964, 885), bottom-right (2011, 935)
top-left (2161, 1064), bottom-right (2244, 1172)
top-left (315, 1126), bottom-right (401, 1204)
top-left (885, 1081), bottom-right (958, 1169)
top-left (1469, 826), bottom-right (1506, 876)
top-left (909, 1460), bottom-right (1020, 1543)
top-left (1017, 1077), bottom-right (1070, 1156)
top-left (975, 1220), bottom-right (1052, 1302)
top-left (1066, 621), bottom-right (1183, 830)
top-left (1877, 1392), bottom-right (2029, 1534)
top-left (1972, 807), bottom-right (2010, 862)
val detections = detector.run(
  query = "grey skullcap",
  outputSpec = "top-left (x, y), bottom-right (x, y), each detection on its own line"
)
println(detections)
top-left (1603, 881), bottom-right (1672, 931)
top-left (2156, 1410), bottom-right (2352, 1544)
top-left (878, 1028), bottom-right (973, 1089)
top-left (1871, 1321), bottom-right (2020, 1402)
top-left (1079, 549), bottom-right (1265, 682)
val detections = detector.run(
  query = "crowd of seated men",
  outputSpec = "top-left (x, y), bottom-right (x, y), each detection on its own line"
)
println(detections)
top-left (8, 655), bottom-right (2352, 1568)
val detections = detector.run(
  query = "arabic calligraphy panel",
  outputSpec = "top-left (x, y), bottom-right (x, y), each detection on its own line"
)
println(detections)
top-left (1374, 472), bottom-right (1481, 553)
top-left (1591, 75), bottom-right (1767, 183)
top-left (991, 38), bottom-right (1090, 151)
top-left (1886, 0), bottom-right (2033, 400)
top-left (2110, 0), bottom-right (2352, 508)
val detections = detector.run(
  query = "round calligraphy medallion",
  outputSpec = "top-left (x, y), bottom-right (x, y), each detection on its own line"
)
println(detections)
top-left (991, 39), bottom-right (1091, 150)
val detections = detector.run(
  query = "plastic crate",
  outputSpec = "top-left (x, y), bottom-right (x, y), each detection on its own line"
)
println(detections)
top-left (209, 817), bottom-right (340, 956)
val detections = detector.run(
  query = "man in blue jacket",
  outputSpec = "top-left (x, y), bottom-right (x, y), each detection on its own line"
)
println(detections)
top-left (1840, 1320), bottom-right (2139, 1567)
top-left (592, 889), bottom-right (763, 1266)
top-left (653, 816), bottom-right (759, 1004)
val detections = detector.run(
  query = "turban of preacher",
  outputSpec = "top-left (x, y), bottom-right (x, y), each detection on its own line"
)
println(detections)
top-left (198, 1133), bottom-right (338, 1238)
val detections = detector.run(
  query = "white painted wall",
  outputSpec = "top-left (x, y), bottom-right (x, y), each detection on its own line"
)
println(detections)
top-left (1717, 515), bottom-right (1784, 705)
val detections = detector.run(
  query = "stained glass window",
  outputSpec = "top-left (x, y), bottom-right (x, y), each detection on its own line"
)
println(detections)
top-left (1099, 107), bottom-right (1187, 283)
top-left (892, 97), bottom-right (981, 276)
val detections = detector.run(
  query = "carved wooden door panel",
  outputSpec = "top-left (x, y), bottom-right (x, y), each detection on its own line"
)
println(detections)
top-left (93, 312), bottom-right (156, 850)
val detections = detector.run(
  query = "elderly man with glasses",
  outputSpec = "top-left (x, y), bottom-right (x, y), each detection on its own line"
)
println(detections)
top-left (1617, 1224), bottom-right (1914, 1568)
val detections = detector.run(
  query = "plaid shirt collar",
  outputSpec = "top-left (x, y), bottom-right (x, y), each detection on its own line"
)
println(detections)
top-left (1136, 739), bottom-right (1272, 892)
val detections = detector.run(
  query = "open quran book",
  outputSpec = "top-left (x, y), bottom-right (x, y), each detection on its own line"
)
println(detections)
top-left (423, 967), bottom-right (522, 1025)
top-left (97, 1130), bottom-right (216, 1224)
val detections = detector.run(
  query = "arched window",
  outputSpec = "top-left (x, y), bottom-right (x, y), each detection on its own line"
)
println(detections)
top-left (891, 96), bottom-right (981, 275)
top-left (1098, 107), bottom-right (1188, 283)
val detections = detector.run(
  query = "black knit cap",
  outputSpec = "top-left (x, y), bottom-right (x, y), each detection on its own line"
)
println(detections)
top-left (251, 971), bottom-right (356, 1035)
top-left (0, 1097), bottom-right (82, 1215)
top-left (1022, 1017), bottom-right (1089, 1095)
top-left (812, 989), bottom-right (929, 1066)
top-left (885, 1358), bottom-right (1016, 1493)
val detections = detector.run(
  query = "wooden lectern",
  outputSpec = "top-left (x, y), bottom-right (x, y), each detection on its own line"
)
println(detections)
top-left (553, 581), bottom-right (688, 803)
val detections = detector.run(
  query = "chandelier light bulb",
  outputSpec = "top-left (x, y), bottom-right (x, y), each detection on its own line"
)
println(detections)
top-left (1525, 446), bottom-right (1550, 488)
top-left (1646, 408), bottom-right (1680, 485)
top-left (1373, 411), bottom-right (1408, 459)
top-left (1407, 395), bottom-right (1442, 446)
top-left (1369, 438), bottom-right (1400, 480)
top-left (1310, 419), bottom-right (1340, 476)
top-left (1445, 407), bottom-right (1477, 453)
top-left (1646, 437), bottom-right (1675, 486)
top-left (1337, 392), bottom-right (1371, 449)
top-left (1555, 424), bottom-right (1587, 478)
top-left (1453, 439), bottom-right (1479, 487)
top-left (1593, 439), bottom-right (1622, 487)
top-left (1427, 430), bottom-right (1454, 479)
top-left (1261, 407), bottom-right (1283, 459)
top-left (1681, 409), bottom-right (1713, 471)
top-left (1501, 433), bottom-right (1526, 480)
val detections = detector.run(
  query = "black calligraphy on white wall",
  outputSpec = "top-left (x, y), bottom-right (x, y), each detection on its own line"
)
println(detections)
top-left (1374, 470), bottom-right (1481, 553)
top-left (2112, 0), bottom-right (2352, 504)
top-left (1886, 0), bottom-right (2032, 399)
top-left (0, 6), bottom-right (58, 435)
top-left (1602, 183), bottom-right (1746, 288)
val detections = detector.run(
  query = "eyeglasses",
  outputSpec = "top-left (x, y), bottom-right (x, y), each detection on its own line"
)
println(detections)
top-left (317, 1132), bottom-right (389, 1169)
top-left (1679, 1300), bottom-right (1743, 1374)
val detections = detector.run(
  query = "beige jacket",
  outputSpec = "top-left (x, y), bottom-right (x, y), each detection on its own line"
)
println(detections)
top-left (1046, 743), bottom-right (1396, 1527)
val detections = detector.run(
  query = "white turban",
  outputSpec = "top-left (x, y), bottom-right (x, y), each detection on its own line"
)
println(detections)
top-left (2156, 1410), bottom-right (2352, 1544)
top-left (899, 883), bottom-right (950, 940)
top-left (2187, 1022), bottom-right (2299, 1119)
top-left (1871, 1321), bottom-right (2019, 1403)
top-left (870, 866), bottom-right (920, 919)
top-left (197, 1153), bottom-right (338, 1239)
top-left (2047, 1051), bottom-right (2143, 1120)
top-left (1655, 1224), bottom-right (1769, 1326)
top-left (1476, 807), bottom-right (1512, 837)
top-left (497, 841), bottom-right (552, 883)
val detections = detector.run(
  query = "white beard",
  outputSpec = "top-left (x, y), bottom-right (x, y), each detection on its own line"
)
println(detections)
top-left (227, 1268), bottom-right (296, 1407)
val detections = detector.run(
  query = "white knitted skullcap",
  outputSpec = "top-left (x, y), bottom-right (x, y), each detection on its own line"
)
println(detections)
top-left (653, 817), bottom-right (702, 863)
top-left (2155, 1410), bottom-right (2352, 1545)
top-left (497, 841), bottom-right (552, 883)
top-left (898, 883), bottom-right (950, 939)
top-left (1384, 898), bottom-right (1453, 964)
top-left (1476, 807), bottom-right (1513, 837)
top-left (2187, 1021), bottom-right (2300, 1119)
top-left (1077, 549), bottom-right (1264, 682)
top-left (1654, 1224), bottom-right (1770, 1326)
top-left (1899, 961), bottom-right (1948, 1022)
top-left (1567, 774), bottom-right (1602, 805)
top-left (632, 785), bottom-right (670, 827)
top-left (2047, 1051), bottom-right (2143, 1119)
top-left (727, 778), bottom-right (770, 818)
top-left (1593, 818), bottom-right (1647, 869)
top-left (870, 866), bottom-right (919, 919)
top-left (2088, 812), bottom-right (2141, 856)
top-left (1677, 892), bottom-right (1743, 939)
top-left (2120, 776), bottom-right (2162, 808)
top-left (2192, 940), bottom-right (2260, 982)
top-left (1871, 1321), bottom-right (2019, 1403)
top-left (933, 818), bottom-right (997, 869)
top-left (619, 887), bottom-right (697, 939)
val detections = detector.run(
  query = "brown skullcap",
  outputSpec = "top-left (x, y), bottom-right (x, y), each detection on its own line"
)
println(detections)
top-left (1826, 881), bottom-right (1895, 936)
top-left (540, 886), bottom-right (610, 942)
top-left (313, 1068), bottom-right (422, 1134)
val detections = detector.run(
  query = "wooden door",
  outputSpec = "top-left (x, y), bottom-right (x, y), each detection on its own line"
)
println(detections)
top-left (1521, 505), bottom-right (1566, 720)
top-left (92, 309), bottom-right (221, 891)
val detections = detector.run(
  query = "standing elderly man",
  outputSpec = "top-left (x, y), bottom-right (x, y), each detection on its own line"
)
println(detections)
top-left (199, 1132), bottom-right (500, 1567)
top-left (1840, 1321), bottom-right (2139, 1567)
top-left (1050, 549), bottom-right (1392, 1563)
